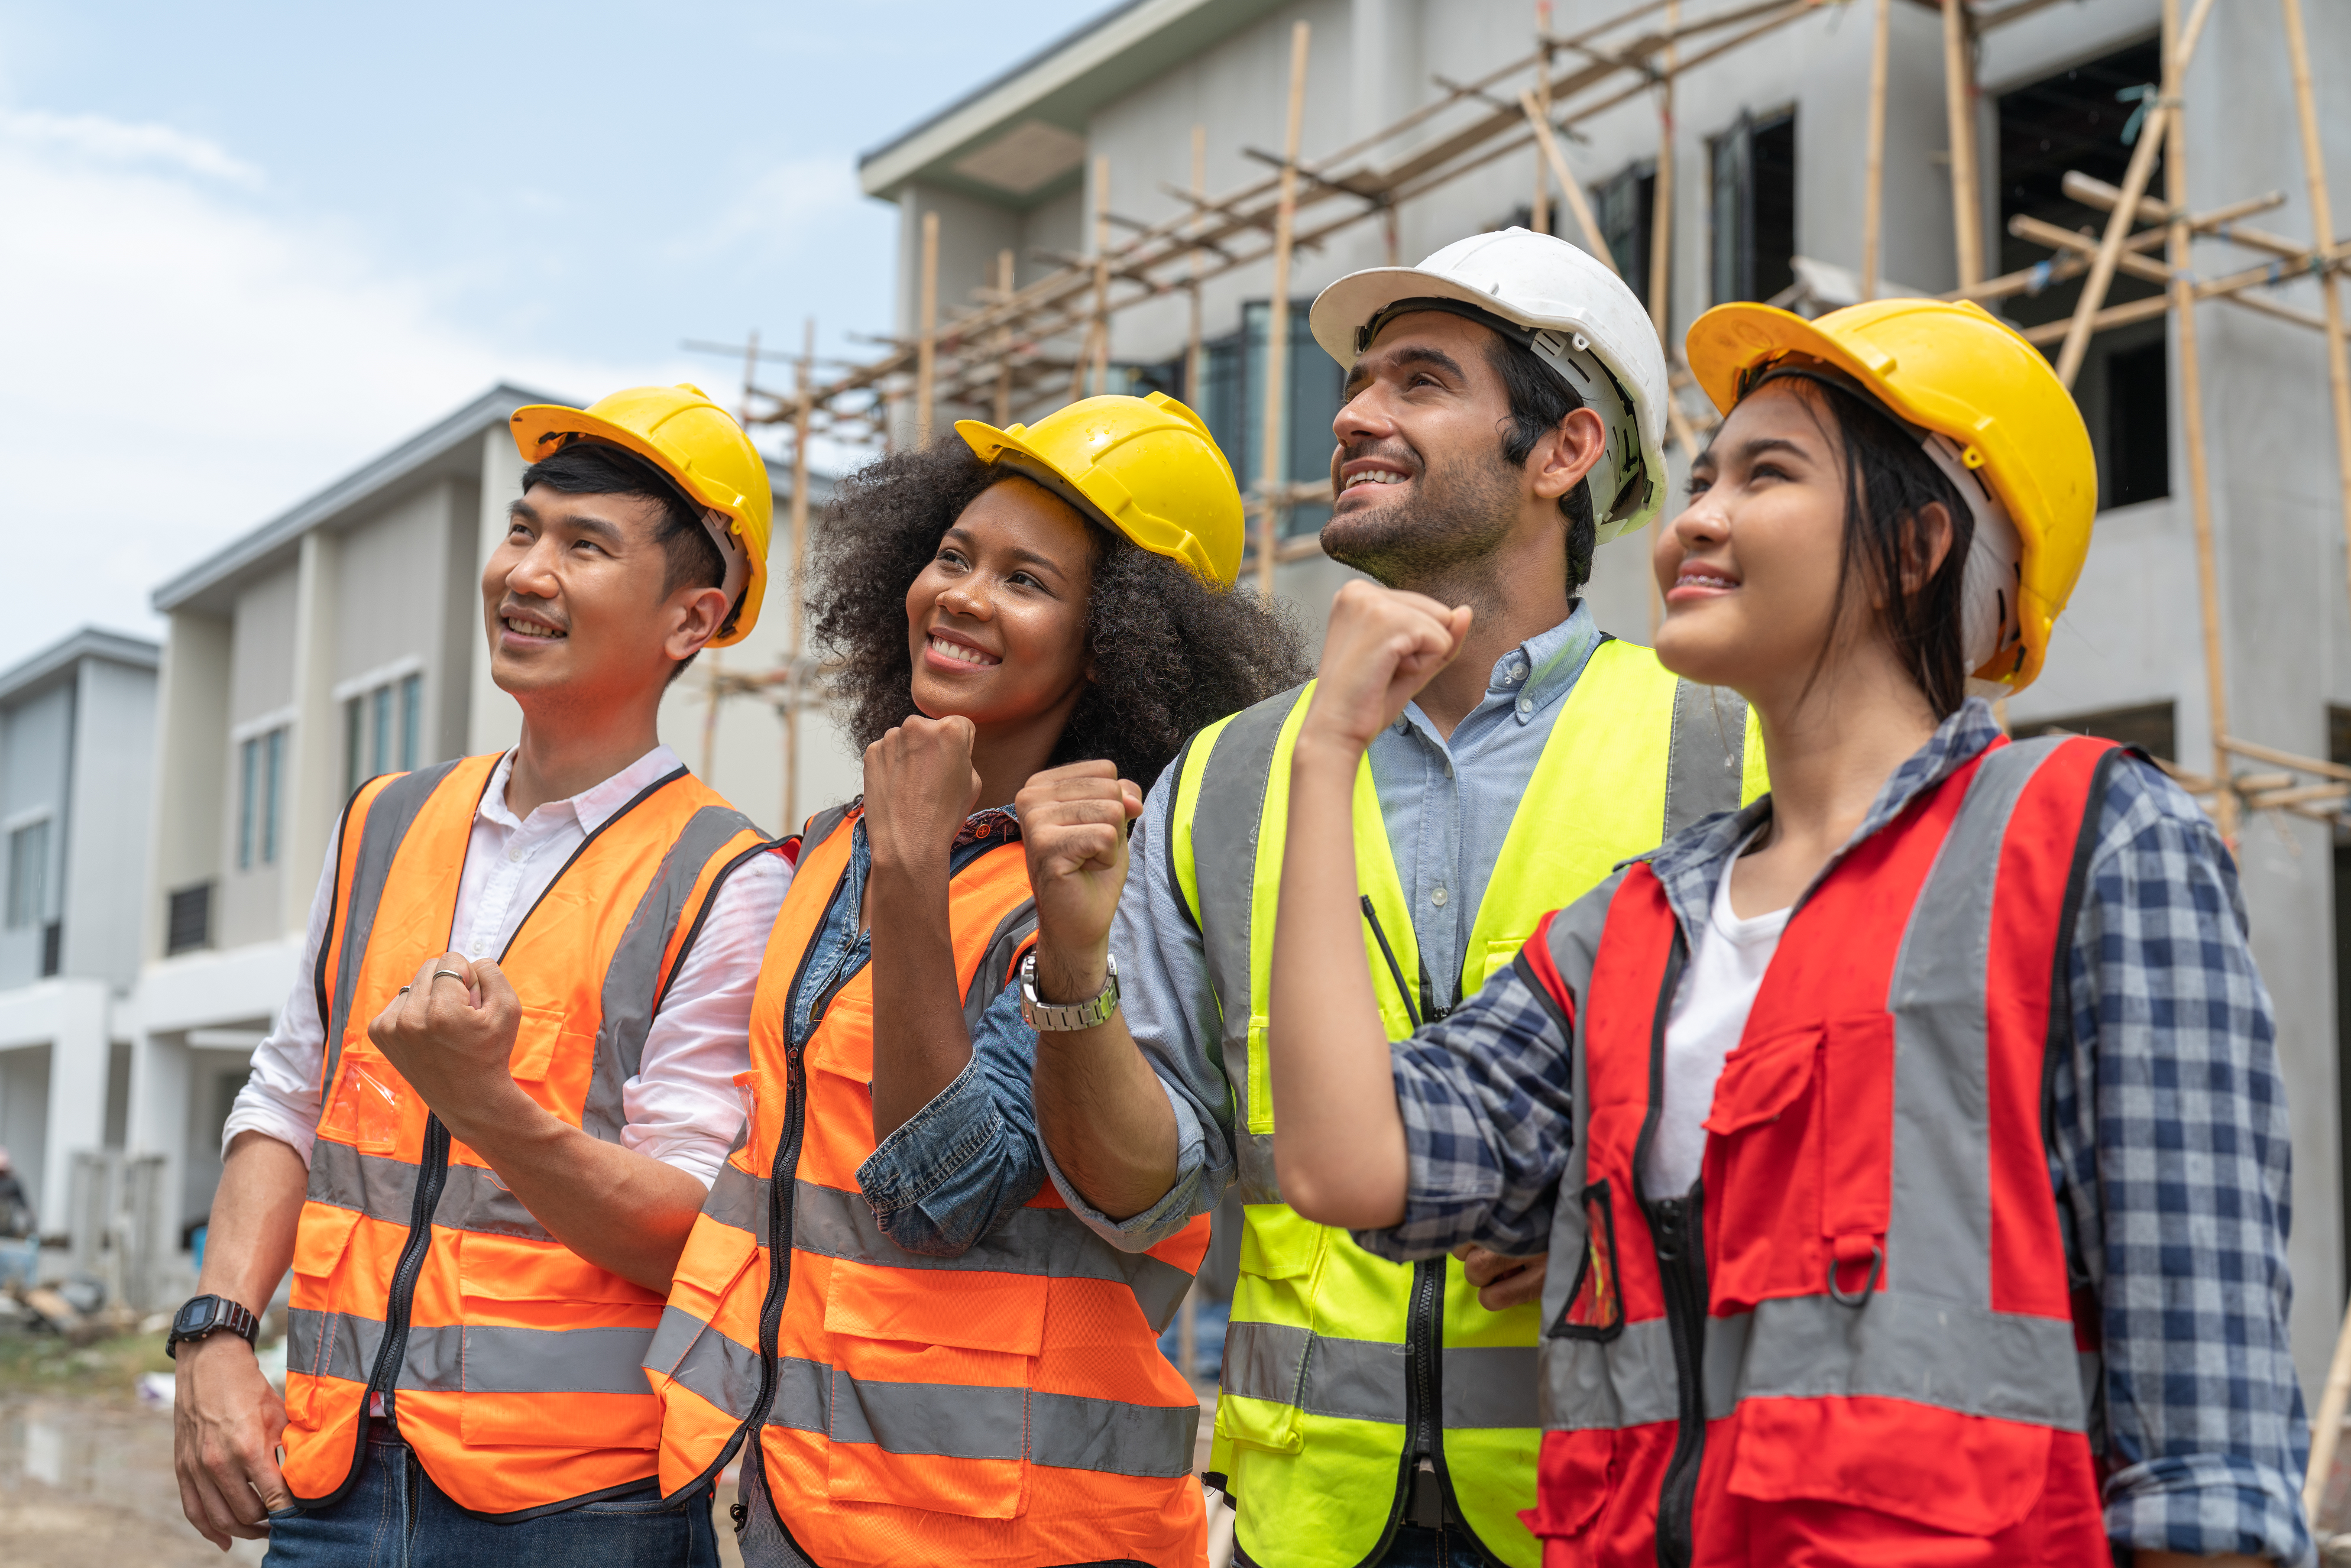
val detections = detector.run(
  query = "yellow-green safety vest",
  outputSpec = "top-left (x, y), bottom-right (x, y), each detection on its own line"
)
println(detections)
top-left (1171, 638), bottom-right (1765, 1568)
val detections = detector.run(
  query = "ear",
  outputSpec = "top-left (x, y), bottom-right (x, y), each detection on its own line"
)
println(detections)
top-left (1527, 406), bottom-right (1610, 503)
top-left (665, 584), bottom-right (733, 665)
top-left (1900, 502), bottom-right (1956, 595)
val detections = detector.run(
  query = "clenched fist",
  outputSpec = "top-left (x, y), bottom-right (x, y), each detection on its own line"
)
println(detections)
top-left (1298, 580), bottom-right (1472, 757)
top-left (1015, 760), bottom-right (1144, 1002)
top-left (864, 715), bottom-right (983, 876)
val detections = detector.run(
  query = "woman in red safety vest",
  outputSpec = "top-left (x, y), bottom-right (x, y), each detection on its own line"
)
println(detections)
top-left (1255, 299), bottom-right (2312, 1567)
top-left (644, 393), bottom-right (1307, 1567)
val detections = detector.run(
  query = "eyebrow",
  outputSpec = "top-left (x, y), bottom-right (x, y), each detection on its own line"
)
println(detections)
top-left (1345, 344), bottom-right (1468, 399)
top-left (943, 526), bottom-right (1070, 581)
top-left (510, 497), bottom-right (626, 544)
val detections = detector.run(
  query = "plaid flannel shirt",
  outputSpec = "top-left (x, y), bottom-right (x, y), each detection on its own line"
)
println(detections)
top-left (1358, 699), bottom-right (2313, 1564)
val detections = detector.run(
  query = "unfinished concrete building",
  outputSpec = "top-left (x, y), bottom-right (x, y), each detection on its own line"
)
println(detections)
top-left (836, 0), bottom-right (2351, 1402)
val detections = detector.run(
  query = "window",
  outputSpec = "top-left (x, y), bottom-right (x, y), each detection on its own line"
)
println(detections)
top-left (6, 818), bottom-right (48, 929)
top-left (167, 883), bottom-right (212, 955)
top-left (239, 727), bottom-right (286, 870)
top-left (1709, 111), bottom-right (1796, 305)
top-left (1997, 39), bottom-right (2169, 511)
top-left (1198, 301), bottom-right (1346, 539)
top-left (344, 673), bottom-right (425, 794)
top-left (1592, 163), bottom-right (1658, 312)
top-left (2020, 701), bottom-right (2175, 762)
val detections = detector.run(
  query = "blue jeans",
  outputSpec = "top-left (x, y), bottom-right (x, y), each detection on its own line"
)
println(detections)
top-left (1376, 1525), bottom-right (1464, 1567)
top-left (263, 1424), bottom-right (717, 1568)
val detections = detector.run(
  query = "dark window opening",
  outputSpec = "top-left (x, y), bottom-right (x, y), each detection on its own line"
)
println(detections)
top-left (40, 921), bottom-right (60, 978)
top-left (2022, 701), bottom-right (2175, 763)
top-left (1198, 300), bottom-right (1344, 539)
top-left (166, 882), bottom-right (212, 956)
top-left (2106, 335), bottom-right (2169, 507)
top-left (1592, 164), bottom-right (1657, 312)
top-left (1709, 111), bottom-right (1796, 306)
top-left (1995, 38), bottom-right (2165, 333)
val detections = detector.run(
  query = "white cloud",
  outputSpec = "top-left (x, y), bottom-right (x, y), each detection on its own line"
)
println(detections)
top-left (673, 155), bottom-right (869, 261)
top-left (0, 108), bottom-right (634, 668)
top-left (1, 108), bottom-right (266, 189)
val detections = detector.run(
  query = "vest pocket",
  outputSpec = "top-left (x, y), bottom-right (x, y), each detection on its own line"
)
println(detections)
top-left (1702, 1026), bottom-right (1824, 1308)
top-left (1552, 1182), bottom-right (1623, 1340)
top-left (316, 1048), bottom-right (401, 1154)
top-left (1244, 1015), bottom-right (1274, 1134)
top-left (286, 1205), bottom-right (364, 1425)
top-left (1724, 1395), bottom-right (2054, 1537)
top-left (818, 1257), bottom-right (1045, 1518)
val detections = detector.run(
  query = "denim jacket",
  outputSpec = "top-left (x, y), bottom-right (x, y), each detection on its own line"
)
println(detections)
top-left (805, 805), bottom-right (1048, 1257)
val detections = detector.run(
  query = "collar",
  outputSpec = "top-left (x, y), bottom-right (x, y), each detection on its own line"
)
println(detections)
top-left (1394, 601), bottom-right (1602, 740)
top-left (1642, 698), bottom-right (2004, 941)
top-left (477, 744), bottom-right (684, 836)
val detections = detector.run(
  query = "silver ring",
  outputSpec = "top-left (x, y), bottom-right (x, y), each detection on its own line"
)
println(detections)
top-left (430, 969), bottom-right (468, 985)
top-left (396, 986), bottom-right (410, 996)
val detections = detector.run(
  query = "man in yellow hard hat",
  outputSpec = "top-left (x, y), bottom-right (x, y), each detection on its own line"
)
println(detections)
top-left (172, 386), bottom-right (785, 1567)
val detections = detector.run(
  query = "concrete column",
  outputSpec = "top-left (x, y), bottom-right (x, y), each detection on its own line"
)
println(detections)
top-left (126, 1028), bottom-right (190, 1253)
top-left (280, 532), bottom-right (341, 937)
top-left (38, 981), bottom-right (108, 1234)
top-left (468, 429), bottom-right (526, 758)
top-left (143, 613), bottom-right (231, 961)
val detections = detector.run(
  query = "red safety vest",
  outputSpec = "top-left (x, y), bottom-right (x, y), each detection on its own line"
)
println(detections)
top-left (281, 754), bottom-right (769, 1518)
top-left (1517, 734), bottom-right (2120, 1566)
top-left (645, 807), bottom-right (1213, 1566)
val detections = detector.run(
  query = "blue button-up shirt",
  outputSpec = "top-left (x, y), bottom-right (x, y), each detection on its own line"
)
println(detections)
top-left (1362, 699), bottom-right (2311, 1565)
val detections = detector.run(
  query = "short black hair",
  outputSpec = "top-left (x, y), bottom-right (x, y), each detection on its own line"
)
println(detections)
top-left (1482, 335), bottom-right (1599, 591)
top-left (808, 440), bottom-right (1310, 792)
top-left (519, 441), bottom-right (735, 676)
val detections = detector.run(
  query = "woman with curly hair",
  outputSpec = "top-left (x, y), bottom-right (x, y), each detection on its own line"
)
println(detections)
top-left (647, 393), bottom-right (1306, 1568)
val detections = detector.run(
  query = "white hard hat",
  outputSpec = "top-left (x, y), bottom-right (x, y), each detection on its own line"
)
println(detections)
top-left (1309, 228), bottom-right (1670, 540)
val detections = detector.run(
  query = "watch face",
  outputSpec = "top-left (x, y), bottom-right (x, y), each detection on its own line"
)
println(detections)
top-left (174, 1300), bottom-right (212, 1336)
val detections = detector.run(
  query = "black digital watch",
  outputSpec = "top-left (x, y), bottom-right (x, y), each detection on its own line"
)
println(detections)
top-left (167, 1294), bottom-right (261, 1359)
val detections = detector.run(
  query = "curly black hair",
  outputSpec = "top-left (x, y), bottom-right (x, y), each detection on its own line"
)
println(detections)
top-left (808, 439), bottom-right (1310, 788)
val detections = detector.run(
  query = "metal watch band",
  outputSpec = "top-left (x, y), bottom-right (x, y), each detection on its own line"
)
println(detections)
top-left (1020, 950), bottom-right (1121, 1031)
top-left (167, 1294), bottom-right (260, 1359)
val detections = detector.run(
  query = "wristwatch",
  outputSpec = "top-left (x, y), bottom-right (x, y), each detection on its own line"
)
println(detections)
top-left (1020, 951), bottom-right (1121, 1031)
top-left (167, 1294), bottom-right (261, 1360)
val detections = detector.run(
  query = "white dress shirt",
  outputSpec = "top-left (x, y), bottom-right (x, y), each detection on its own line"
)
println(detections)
top-left (222, 744), bottom-right (788, 1188)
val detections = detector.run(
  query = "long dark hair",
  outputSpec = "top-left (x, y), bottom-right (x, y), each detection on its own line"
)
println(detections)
top-left (807, 440), bottom-right (1310, 788)
top-left (1778, 378), bottom-right (1977, 719)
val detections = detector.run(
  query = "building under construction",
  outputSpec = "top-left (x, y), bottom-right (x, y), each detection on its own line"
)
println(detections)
top-left (698, 0), bottom-right (2351, 1422)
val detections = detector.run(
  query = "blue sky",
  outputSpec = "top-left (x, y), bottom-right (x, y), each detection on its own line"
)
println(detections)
top-left (0, 0), bottom-right (1105, 672)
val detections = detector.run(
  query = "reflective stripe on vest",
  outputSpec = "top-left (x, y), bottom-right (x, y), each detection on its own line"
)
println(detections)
top-left (1526, 734), bottom-right (2119, 1564)
top-left (647, 812), bottom-right (1212, 1567)
top-left (280, 755), bottom-right (768, 1520)
top-left (1178, 643), bottom-right (1760, 1568)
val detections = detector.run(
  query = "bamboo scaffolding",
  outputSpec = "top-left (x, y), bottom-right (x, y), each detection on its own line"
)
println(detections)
top-left (915, 214), bottom-right (940, 445)
top-left (1189, 124), bottom-right (1207, 404)
top-left (1861, 0), bottom-right (1892, 302)
top-left (784, 318), bottom-right (815, 835)
top-left (1532, 1), bottom-right (1555, 234)
top-left (1649, 0), bottom-right (1678, 336)
top-left (1941, 0), bottom-right (1984, 290)
top-left (1258, 21), bottom-right (1311, 595)
top-left (993, 250), bottom-right (1016, 426)
top-left (1521, 89), bottom-right (1616, 271)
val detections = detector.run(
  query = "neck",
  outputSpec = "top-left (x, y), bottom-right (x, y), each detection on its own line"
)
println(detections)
top-left (506, 686), bottom-right (666, 820)
top-left (1396, 526), bottom-right (1572, 738)
top-left (1747, 645), bottom-right (1942, 860)
top-left (968, 689), bottom-right (1086, 812)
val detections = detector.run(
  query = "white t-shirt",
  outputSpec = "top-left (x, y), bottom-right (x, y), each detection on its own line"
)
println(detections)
top-left (1639, 835), bottom-right (1792, 1200)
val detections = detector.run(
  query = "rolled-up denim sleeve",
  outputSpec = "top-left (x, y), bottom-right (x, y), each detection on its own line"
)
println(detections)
top-left (855, 981), bottom-right (1045, 1256)
top-left (1038, 761), bottom-right (1229, 1252)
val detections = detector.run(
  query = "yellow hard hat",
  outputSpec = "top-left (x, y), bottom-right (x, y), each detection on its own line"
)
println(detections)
top-left (510, 385), bottom-right (773, 647)
top-left (955, 392), bottom-right (1244, 586)
top-left (1685, 298), bottom-right (2095, 693)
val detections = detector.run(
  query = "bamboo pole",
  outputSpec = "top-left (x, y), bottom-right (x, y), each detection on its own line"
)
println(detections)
top-left (1190, 124), bottom-right (1208, 404)
top-left (1521, 90), bottom-right (1617, 271)
top-left (915, 213), bottom-right (940, 445)
top-left (1861, 0), bottom-right (1892, 301)
top-left (2278, 0), bottom-right (2351, 672)
top-left (2159, 0), bottom-right (2235, 856)
top-left (1941, 0), bottom-right (1984, 290)
top-left (1258, 20), bottom-right (1311, 597)
top-left (994, 250), bottom-right (1016, 426)
top-left (1532, 1), bottom-right (1555, 234)
top-left (2051, 0), bottom-right (2219, 387)
top-left (785, 318), bottom-right (814, 836)
top-left (1092, 157), bottom-right (1113, 396)
top-left (1649, 0), bottom-right (1676, 333)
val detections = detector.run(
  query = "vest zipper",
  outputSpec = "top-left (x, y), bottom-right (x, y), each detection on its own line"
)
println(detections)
top-left (364, 1112), bottom-right (452, 1426)
top-left (1644, 1190), bottom-right (1707, 1568)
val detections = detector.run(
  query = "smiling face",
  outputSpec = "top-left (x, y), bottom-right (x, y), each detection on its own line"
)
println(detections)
top-left (1650, 383), bottom-right (1859, 701)
top-left (903, 477), bottom-right (1097, 737)
top-left (482, 484), bottom-right (724, 707)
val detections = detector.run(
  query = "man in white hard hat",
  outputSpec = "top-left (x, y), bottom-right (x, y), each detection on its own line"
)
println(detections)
top-left (1012, 229), bottom-right (1761, 1568)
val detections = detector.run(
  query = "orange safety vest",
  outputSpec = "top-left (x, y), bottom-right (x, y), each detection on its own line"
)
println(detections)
top-left (1519, 734), bottom-right (2119, 1566)
top-left (280, 754), bottom-right (771, 1519)
top-left (645, 807), bottom-right (1214, 1567)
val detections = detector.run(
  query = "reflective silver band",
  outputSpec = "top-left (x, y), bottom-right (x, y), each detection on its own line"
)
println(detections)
top-left (652, 1306), bottom-right (1197, 1479)
top-left (1222, 1320), bottom-right (1538, 1430)
top-left (286, 1306), bottom-right (657, 1396)
top-left (695, 1172), bottom-right (1194, 1332)
top-left (1662, 682), bottom-right (1750, 839)
top-left (306, 1141), bottom-right (551, 1243)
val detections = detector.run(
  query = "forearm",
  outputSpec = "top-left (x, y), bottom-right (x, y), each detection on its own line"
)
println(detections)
top-left (1031, 941), bottom-right (1181, 1220)
top-left (200, 1130), bottom-right (309, 1314)
top-left (866, 856), bottom-right (974, 1142)
top-left (442, 1090), bottom-right (708, 1293)
top-left (1268, 734), bottom-right (1406, 1228)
